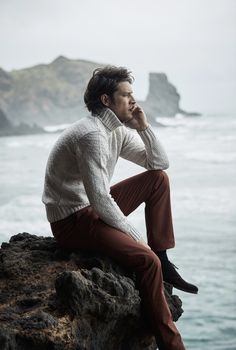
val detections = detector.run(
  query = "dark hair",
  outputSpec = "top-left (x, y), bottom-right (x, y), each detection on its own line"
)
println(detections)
top-left (84, 66), bottom-right (134, 114)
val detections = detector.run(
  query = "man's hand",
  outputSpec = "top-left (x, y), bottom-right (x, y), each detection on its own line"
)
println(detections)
top-left (125, 104), bottom-right (149, 131)
top-left (137, 237), bottom-right (151, 250)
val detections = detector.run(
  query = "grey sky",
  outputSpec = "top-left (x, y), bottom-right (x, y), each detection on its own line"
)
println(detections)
top-left (1, 0), bottom-right (236, 113)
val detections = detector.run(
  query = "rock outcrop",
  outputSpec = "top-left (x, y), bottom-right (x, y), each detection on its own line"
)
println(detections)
top-left (0, 56), bottom-right (200, 128)
top-left (0, 108), bottom-right (45, 137)
top-left (0, 56), bottom-right (100, 127)
top-left (140, 73), bottom-right (200, 120)
top-left (144, 73), bottom-right (181, 117)
top-left (0, 108), bottom-right (12, 130)
top-left (0, 233), bottom-right (183, 350)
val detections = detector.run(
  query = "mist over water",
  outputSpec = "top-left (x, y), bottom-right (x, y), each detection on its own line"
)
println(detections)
top-left (0, 114), bottom-right (235, 349)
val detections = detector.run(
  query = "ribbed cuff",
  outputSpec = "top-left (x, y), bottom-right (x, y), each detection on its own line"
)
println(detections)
top-left (136, 124), bottom-right (149, 132)
top-left (137, 124), bottom-right (154, 138)
top-left (45, 204), bottom-right (90, 223)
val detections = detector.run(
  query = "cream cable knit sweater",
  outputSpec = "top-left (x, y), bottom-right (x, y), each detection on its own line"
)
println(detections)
top-left (42, 108), bottom-right (169, 241)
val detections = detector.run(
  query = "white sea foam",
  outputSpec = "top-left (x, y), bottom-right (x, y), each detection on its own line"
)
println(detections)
top-left (184, 151), bottom-right (236, 163)
top-left (44, 123), bottom-right (72, 132)
top-left (4, 134), bottom-right (59, 149)
top-left (156, 115), bottom-right (189, 127)
top-left (217, 134), bottom-right (236, 142)
top-left (173, 187), bottom-right (236, 216)
top-left (0, 195), bottom-right (51, 242)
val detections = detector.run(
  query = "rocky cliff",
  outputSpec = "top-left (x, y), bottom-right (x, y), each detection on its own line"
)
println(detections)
top-left (140, 73), bottom-right (200, 119)
top-left (0, 56), bottom-right (200, 128)
top-left (0, 108), bottom-right (45, 137)
top-left (0, 57), bottom-right (101, 127)
top-left (0, 233), bottom-right (183, 350)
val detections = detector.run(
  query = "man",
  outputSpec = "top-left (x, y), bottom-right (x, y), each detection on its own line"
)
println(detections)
top-left (42, 66), bottom-right (198, 350)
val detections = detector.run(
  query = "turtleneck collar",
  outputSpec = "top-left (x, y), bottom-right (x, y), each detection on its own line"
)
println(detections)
top-left (96, 108), bottom-right (123, 131)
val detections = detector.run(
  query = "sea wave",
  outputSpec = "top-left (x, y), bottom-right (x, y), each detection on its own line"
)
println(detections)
top-left (0, 195), bottom-right (51, 244)
top-left (44, 123), bottom-right (72, 132)
top-left (173, 188), bottom-right (236, 216)
top-left (4, 134), bottom-right (58, 149)
top-left (184, 151), bottom-right (236, 164)
top-left (217, 135), bottom-right (236, 141)
top-left (156, 115), bottom-right (191, 127)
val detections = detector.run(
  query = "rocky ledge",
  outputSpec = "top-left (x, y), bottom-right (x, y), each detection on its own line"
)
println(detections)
top-left (0, 108), bottom-right (45, 138)
top-left (0, 233), bottom-right (183, 350)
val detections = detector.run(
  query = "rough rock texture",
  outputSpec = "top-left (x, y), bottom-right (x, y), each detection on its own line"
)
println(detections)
top-left (0, 233), bottom-right (183, 350)
top-left (0, 56), bottom-right (200, 129)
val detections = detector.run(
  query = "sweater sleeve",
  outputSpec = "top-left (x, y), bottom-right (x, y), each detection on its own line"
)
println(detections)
top-left (120, 125), bottom-right (169, 170)
top-left (76, 131), bottom-right (141, 241)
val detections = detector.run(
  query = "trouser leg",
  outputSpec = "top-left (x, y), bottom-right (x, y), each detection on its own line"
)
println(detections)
top-left (110, 169), bottom-right (175, 251)
top-left (51, 170), bottom-right (185, 349)
top-left (52, 209), bottom-right (184, 350)
top-left (91, 220), bottom-right (185, 350)
top-left (109, 170), bottom-right (184, 348)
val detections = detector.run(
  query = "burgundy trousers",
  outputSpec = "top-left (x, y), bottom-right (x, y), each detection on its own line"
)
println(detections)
top-left (51, 170), bottom-right (185, 350)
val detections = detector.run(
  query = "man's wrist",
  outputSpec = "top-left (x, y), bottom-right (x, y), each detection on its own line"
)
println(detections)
top-left (136, 123), bottom-right (149, 131)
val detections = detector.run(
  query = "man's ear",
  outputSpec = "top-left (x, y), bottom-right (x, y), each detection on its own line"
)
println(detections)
top-left (100, 94), bottom-right (111, 107)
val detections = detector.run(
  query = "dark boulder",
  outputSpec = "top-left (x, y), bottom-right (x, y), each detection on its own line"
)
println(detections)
top-left (0, 233), bottom-right (183, 349)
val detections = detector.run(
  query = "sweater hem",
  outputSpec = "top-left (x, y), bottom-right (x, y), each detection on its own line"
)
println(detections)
top-left (45, 203), bottom-right (90, 223)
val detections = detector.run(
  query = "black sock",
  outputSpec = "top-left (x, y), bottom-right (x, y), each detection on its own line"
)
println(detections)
top-left (156, 250), bottom-right (169, 262)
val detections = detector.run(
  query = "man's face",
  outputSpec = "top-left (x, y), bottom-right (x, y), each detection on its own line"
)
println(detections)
top-left (105, 81), bottom-right (136, 123)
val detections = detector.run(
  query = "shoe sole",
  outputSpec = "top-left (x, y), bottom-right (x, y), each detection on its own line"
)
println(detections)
top-left (172, 284), bottom-right (198, 294)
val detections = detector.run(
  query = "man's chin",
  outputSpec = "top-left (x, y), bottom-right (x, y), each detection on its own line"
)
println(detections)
top-left (123, 112), bottom-right (133, 122)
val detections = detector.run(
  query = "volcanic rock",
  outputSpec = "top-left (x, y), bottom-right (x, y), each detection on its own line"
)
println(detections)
top-left (0, 233), bottom-right (183, 350)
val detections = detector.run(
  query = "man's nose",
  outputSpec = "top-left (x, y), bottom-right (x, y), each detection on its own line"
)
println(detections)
top-left (130, 96), bottom-right (136, 104)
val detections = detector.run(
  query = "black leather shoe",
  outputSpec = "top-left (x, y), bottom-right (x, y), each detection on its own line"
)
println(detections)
top-left (161, 260), bottom-right (198, 294)
top-left (155, 335), bottom-right (165, 350)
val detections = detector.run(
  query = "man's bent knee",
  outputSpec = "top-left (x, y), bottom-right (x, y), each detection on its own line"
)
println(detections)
top-left (148, 169), bottom-right (169, 187)
top-left (139, 248), bottom-right (162, 270)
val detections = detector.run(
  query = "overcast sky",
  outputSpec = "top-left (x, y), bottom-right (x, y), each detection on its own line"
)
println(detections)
top-left (1, 0), bottom-right (236, 114)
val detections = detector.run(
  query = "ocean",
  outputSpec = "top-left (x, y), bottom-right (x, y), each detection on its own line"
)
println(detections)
top-left (0, 114), bottom-right (235, 349)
